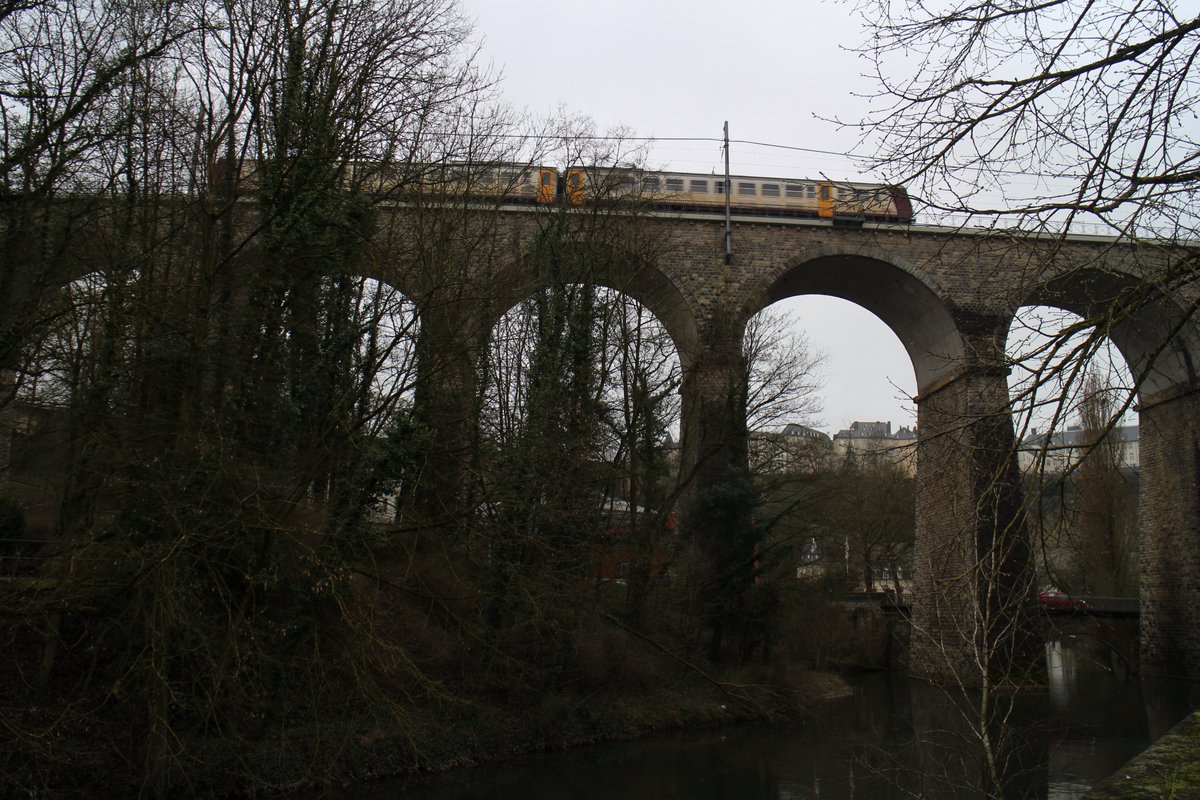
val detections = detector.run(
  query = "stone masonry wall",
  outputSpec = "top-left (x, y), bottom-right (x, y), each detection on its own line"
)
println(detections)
top-left (1139, 391), bottom-right (1200, 678)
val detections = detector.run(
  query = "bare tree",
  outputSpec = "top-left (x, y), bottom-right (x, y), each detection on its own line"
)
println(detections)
top-left (1041, 369), bottom-right (1139, 596)
top-left (743, 308), bottom-right (825, 439)
top-left (824, 458), bottom-right (916, 596)
top-left (852, 0), bottom-right (1200, 238)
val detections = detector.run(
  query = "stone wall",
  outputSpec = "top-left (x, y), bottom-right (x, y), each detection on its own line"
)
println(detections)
top-left (1138, 391), bottom-right (1200, 678)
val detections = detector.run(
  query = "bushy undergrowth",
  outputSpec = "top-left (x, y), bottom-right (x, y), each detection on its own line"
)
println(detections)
top-left (0, 511), bottom-right (867, 797)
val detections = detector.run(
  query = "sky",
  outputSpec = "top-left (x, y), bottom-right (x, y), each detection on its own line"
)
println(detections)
top-left (459, 0), bottom-right (919, 433)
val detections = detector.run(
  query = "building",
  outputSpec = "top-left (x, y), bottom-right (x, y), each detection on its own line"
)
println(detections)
top-left (831, 421), bottom-right (918, 474)
top-left (749, 423), bottom-right (834, 474)
top-left (1018, 423), bottom-right (1139, 473)
top-left (594, 497), bottom-right (676, 584)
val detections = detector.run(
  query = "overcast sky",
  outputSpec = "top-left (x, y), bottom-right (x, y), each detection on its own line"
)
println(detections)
top-left (459, 0), bottom-right (921, 433)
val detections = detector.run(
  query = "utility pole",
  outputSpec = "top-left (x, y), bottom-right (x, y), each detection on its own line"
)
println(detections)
top-left (723, 121), bottom-right (732, 265)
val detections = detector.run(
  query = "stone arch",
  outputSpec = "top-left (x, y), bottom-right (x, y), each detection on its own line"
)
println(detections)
top-left (746, 246), bottom-right (1036, 683)
top-left (1017, 267), bottom-right (1200, 678)
top-left (485, 248), bottom-right (700, 372)
top-left (750, 246), bottom-right (963, 399)
top-left (361, 266), bottom-right (420, 312)
top-left (1016, 268), bottom-right (1200, 403)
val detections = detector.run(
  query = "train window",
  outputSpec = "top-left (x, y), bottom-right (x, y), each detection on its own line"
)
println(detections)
top-left (541, 173), bottom-right (552, 186)
top-left (643, 176), bottom-right (661, 191)
top-left (715, 179), bottom-right (727, 194)
top-left (806, 185), bottom-right (817, 199)
top-left (501, 170), bottom-right (520, 184)
top-left (690, 179), bottom-right (708, 193)
top-left (738, 182), bottom-right (756, 196)
top-left (666, 177), bottom-right (684, 192)
top-left (479, 170), bottom-right (494, 184)
top-left (761, 184), bottom-right (780, 197)
top-left (786, 184), bottom-right (805, 199)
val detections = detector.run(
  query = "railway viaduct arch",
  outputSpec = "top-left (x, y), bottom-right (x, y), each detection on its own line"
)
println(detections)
top-left (5, 203), bottom-right (1198, 682)
top-left (410, 208), bottom-right (1200, 682)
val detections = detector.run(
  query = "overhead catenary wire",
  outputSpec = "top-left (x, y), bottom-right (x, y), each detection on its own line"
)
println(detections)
top-left (469, 130), bottom-right (1091, 181)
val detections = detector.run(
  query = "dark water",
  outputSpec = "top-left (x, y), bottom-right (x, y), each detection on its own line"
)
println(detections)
top-left (331, 642), bottom-right (1197, 800)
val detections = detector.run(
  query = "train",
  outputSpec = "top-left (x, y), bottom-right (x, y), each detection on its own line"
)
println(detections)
top-left (219, 160), bottom-right (913, 224)
top-left (438, 164), bottom-right (913, 223)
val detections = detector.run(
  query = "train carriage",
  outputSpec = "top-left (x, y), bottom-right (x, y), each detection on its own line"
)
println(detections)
top-left (560, 168), bottom-right (911, 223)
top-left (213, 158), bottom-right (912, 223)
top-left (549, 166), bottom-right (911, 223)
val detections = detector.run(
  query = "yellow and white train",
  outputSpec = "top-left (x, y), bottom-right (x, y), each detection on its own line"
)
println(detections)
top-left (449, 164), bottom-right (913, 223)
top-left (220, 160), bottom-right (913, 223)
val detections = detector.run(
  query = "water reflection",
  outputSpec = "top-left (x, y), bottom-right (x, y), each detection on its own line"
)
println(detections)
top-left (325, 642), bottom-right (1196, 800)
top-left (1046, 639), bottom-right (1129, 711)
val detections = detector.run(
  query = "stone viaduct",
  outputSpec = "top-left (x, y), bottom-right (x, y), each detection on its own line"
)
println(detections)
top-left (4, 198), bottom-right (1198, 683)
top-left (389, 204), bottom-right (1200, 683)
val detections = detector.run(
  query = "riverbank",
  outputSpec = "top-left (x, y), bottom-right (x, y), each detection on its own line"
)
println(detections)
top-left (1085, 710), bottom-right (1200, 800)
top-left (179, 671), bottom-right (853, 796)
top-left (298, 663), bottom-right (1197, 800)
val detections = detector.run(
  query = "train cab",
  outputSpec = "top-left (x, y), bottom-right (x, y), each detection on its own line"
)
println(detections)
top-left (564, 168), bottom-right (585, 204)
top-left (536, 168), bottom-right (557, 203)
top-left (817, 183), bottom-right (834, 218)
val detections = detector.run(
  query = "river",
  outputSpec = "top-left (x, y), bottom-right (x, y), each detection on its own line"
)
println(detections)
top-left (327, 640), bottom-right (1198, 799)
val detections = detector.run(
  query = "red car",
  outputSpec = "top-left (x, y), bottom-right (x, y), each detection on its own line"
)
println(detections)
top-left (1037, 588), bottom-right (1088, 609)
